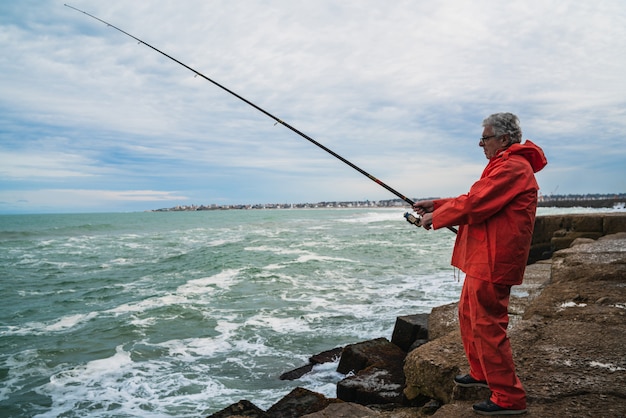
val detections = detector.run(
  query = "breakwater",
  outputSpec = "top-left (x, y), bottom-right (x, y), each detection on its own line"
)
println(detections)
top-left (529, 212), bottom-right (626, 263)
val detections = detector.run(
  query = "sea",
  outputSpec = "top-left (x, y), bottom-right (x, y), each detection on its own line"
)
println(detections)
top-left (0, 206), bottom-right (621, 417)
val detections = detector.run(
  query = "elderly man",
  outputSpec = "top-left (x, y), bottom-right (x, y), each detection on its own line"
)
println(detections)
top-left (413, 113), bottom-right (547, 415)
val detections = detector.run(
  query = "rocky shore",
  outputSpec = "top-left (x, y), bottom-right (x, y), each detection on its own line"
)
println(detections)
top-left (207, 213), bottom-right (626, 417)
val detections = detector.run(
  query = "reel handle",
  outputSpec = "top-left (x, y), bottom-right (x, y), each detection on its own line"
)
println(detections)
top-left (404, 212), bottom-right (422, 228)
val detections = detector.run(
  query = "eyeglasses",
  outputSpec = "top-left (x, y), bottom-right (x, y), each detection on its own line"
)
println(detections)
top-left (479, 135), bottom-right (498, 142)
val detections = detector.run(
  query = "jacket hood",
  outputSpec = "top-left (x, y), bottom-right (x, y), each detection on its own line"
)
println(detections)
top-left (499, 140), bottom-right (547, 173)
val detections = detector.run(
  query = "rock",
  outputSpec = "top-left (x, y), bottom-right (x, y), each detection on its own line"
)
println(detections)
top-left (301, 402), bottom-right (381, 417)
top-left (549, 233), bottom-right (626, 284)
top-left (206, 400), bottom-right (268, 418)
top-left (604, 215), bottom-right (626, 235)
top-left (568, 214), bottom-right (605, 232)
top-left (310, 347), bottom-right (343, 364)
top-left (391, 314), bottom-right (429, 352)
top-left (336, 338), bottom-right (407, 405)
top-left (551, 231), bottom-right (603, 252)
top-left (420, 399), bottom-right (442, 415)
top-left (426, 303), bottom-right (457, 341)
top-left (279, 364), bottom-right (314, 381)
top-left (337, 366), bottom-right (406, 405)
top-left (407, 339), bottom-right (429, 353)
top-left (529, 213), bottom-right (626, 264)
top-left (403, 331), bottom-right (468, 404)
top-left (570, 237), bottom-right (596, 246)
top-left (266, 387), bottom-right (341, 418)
top-left (280, 347), bottom-right (343, 380)
top-left (337, 338), bottom-right (400, 375)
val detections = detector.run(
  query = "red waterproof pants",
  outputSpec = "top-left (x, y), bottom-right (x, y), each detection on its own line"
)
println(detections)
top-left (459, 275), bottom-right (527, 409)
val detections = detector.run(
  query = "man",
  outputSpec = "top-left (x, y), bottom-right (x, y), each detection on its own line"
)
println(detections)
top-left (413, 113), bottom-right (547, 415)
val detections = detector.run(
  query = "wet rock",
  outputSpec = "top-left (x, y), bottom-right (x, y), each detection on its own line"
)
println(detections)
top-left (337, 367), bottom-right (404, 405)
top-left (266, 387), bottom-right (341, 418)
top-left (280, 347), bottom-right (343, 380)
top-left (391, 314), bottom-right (428, 352)
top-left (337, 338), bottom-right (398, 374)
top-left (336, 338), bottom-right (407, 405)
top-left (280, 364), bottom-right (315, 381)
top-left (207, 399), bottom-right (268, 418)
top-left (310, 347), bottom-right (343, 364)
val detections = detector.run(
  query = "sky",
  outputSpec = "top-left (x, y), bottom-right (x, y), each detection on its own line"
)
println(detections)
top-left (1, 1), bottom-right (625, 214)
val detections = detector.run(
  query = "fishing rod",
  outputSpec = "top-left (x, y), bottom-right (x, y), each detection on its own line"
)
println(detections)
top-left (65, 4), bottom-right (457, 234)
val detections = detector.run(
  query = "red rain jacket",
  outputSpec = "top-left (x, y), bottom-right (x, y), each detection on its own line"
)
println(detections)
top-left (432, 140), bottom-right (547, 285)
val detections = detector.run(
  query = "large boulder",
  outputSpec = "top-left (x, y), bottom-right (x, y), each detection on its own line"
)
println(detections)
top-left (266, 387), bottom-right (341, 418)
top-left (207, 400), bottom-right (268, 418)
top-left (403, 330), bottom-right (464, 404)
top-left (426, 303), bottom-right (458, 342)
top-left (549, 232), bottom-right (626, 284)
top-left (529, 213), bottom-right (626, 263)
top-left (336, 338), bottom-right (407, 405)
top-left (391, 314), bottom-right (429, 352)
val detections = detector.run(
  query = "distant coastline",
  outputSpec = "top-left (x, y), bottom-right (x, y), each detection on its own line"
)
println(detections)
top-left (151, 193), bottom-right (626, 212)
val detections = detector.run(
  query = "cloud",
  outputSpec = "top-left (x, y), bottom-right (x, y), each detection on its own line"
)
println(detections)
top-left (0, 150), bottom-right (98, 180)
top-left (0, 0), bottom-right (624, 213)
top-left (0, 189), bottom-right (189, 214)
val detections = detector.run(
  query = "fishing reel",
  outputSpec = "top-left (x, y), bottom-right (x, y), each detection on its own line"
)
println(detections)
top-left (404, 212), bottom-right (422, 228)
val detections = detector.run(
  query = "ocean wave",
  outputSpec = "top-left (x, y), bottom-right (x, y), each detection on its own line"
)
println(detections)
top-left (1, 312), bottom-right (99, 336)
top-left (336, 210), bottom-right (406, 224)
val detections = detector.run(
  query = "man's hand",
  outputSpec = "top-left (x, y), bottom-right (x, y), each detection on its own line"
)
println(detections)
top-left (412, 200), bottom-right (434, 229)
top-left (420, 212), bottom-right (433, 230)
top-left (413, 200), bottom-right (434, 215)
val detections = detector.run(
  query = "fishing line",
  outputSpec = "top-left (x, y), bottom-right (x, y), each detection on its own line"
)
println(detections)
top-left (64, 4), bottom-right (457, 234)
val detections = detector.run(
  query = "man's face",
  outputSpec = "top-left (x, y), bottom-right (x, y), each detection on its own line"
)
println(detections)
top-left (480, 126), bottom-right (504, 159)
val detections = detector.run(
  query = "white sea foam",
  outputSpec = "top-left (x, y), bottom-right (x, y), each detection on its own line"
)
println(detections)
top-left (105, 293), bottom-right (188, 316)
top-left (37, 344), bottom-right (238, 418)
top-left (337, 210), bottom-right (405, 224)
top-left (294, 254), bottom-right (356, 264)
top-left (244, 245), bottom-right (309, 255)
top-left (0, 349), bottom-right (48, 402)
top-left (156, 337), bottom-right (233, 360)
top-left (206, 238), bottom-right (229, 246)
top-left (2, 312), bottom-right (99, 336)
top-left (245, 313), bottom-right (312, 334)
top-left (264, 263), bottom-right (285, 270)
top-left (128, 315), bottom-right (157, 328)
top-left (108, 257), bottom-right (133, 265)
top-left (176, 269), bottom-right (241, 297)
top-left (298, 360), bottom-right (345, 398)
top-left (43, 312), bottom-right (98, 332)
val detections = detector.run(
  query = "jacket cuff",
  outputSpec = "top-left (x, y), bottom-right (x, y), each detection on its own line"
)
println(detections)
top-left (433, 198), bottom-right (451, 210)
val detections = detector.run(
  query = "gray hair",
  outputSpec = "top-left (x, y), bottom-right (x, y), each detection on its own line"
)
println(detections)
top-left (482, 112), bottom-right (522, 146)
